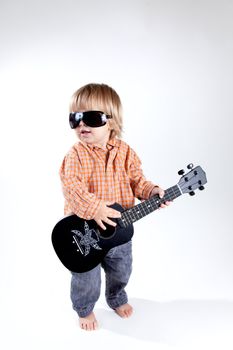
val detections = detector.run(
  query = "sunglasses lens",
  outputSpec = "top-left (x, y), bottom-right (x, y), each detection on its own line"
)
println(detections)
top-left (84, 112), bottom-right (106, 127)
top-left (69, 111), bottom-right (110, 129)
top-left (69, 113), bottom-right (79, 129)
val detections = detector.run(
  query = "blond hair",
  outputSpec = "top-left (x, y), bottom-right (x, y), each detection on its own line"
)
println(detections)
top-left (70, 83), bottom-right (123, 139)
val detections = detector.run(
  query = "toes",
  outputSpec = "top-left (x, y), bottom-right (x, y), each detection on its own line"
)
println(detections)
top-left (125, 309), bottom-right (132, 317)
top-left (115, 304), bottom-right (133, 318)
top-left (81, 322), bottom-right (94, 331)
top-left (79, 318), bottom-right (98, 331)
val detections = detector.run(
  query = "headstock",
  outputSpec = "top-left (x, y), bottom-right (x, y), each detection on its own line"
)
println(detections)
top-left (178, 163), bottom-right (207, 195)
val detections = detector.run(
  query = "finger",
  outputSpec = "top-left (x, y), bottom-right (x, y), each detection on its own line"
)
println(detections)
top-left (161, 201), bottom-right (170, 206)
top-left (107, 209), bottom-right (121, 218)
top-left (105, 203), bottom-right (121, 217)
top-left (105, 201), bottom-right (115, 206)
top-left (158, 189), bottom-right (165, 198)
top-left (104, 218), bottom-right (117, 227)
top-left (96, 219), bottom-right (106, 230)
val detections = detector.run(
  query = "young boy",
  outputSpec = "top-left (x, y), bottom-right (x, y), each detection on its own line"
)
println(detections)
top-left (59, 83), bottom-right (169, 331)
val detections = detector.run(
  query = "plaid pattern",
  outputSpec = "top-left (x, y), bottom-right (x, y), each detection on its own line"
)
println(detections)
top-left (60, 138), bottom-right (156, 220)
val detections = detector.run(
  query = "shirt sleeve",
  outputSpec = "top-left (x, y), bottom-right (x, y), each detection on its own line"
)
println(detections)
top-left (59, 150), bottom-right (102, 220)
top-left (128, 147), bottom-right (158, 200)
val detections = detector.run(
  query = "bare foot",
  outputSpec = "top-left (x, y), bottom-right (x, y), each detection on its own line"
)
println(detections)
top-left (79, 312), bottom-right (98, 331)
top-left (115, 303), bottom-right (133, 318)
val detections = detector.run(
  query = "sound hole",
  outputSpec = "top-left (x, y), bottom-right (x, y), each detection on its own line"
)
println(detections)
top-left (97, 224), bottom-right (116, 239)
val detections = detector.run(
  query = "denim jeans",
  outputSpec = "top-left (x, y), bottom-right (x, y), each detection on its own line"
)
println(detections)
top-left (70, 240), bottom-right (132, 317)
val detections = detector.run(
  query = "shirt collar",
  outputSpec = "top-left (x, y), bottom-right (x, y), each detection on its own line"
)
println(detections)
top-left (107, 138), bottom-right (119, 148)
top-left (80, 138), bottom-right (119, 151)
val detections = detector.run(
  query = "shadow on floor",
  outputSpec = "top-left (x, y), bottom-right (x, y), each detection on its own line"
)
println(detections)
top-left (96, 298), bottom-right (233, 346)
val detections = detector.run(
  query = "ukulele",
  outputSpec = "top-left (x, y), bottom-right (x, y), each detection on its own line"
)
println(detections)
top-left (51, 164), bottom-right (207, 273)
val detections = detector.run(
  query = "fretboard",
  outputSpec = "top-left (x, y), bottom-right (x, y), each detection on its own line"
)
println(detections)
top-left (119, 185), bottom-right (182, 227)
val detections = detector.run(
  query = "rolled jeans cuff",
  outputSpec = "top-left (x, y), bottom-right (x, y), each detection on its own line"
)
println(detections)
top-left (107, 296), bottom-right (128, 310)
top-left (73, 303), bottom-right (95, 318)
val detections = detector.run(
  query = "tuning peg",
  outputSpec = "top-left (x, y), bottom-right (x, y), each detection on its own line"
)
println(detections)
top-left (187, 163), bottom-right (194, 169)
top-left (178, 169), bottom-right (185, 175)
top-left (199, 186), bottom-right (205, 191)
top-left (189, 191), bottom-right (195, 196)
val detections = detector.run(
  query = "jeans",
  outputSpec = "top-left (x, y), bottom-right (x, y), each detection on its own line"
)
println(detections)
top-left (70, 240), bottom-right (132, 317)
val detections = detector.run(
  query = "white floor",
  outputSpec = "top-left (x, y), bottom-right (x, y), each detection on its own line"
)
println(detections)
top-left (1, 286), bottom-right (233, 350)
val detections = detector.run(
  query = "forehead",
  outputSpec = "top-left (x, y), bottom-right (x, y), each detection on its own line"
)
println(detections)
top-left (73, 95), bottom-right (107, 113)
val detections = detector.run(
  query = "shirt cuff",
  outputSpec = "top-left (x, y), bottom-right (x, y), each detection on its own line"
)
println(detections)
top-left (83, 197), bottom-right (102, 220)
top-left (142, 183), bottom-right (159, 199)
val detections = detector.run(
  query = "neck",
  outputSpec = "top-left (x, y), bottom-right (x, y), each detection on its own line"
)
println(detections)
top-left (119, 185), bottom-right (182, 227)
top-left (87, 132), bottom-right (111, 150)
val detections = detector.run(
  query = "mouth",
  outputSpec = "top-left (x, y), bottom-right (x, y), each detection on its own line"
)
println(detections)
top-left (80, 129), bottom-right (91, 136)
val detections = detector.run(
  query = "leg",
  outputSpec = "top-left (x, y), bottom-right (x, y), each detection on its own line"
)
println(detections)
top-left (101, 240), bottom-right (133, 317)
top-left (70, 264), bottom-right (101, 330)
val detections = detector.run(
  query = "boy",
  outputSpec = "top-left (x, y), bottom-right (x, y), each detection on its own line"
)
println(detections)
top-left (60, 83), bottom-right (169, 331)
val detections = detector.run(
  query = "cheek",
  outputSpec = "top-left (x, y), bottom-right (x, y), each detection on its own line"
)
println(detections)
top-left (96, 124), bottom-right (110, 135)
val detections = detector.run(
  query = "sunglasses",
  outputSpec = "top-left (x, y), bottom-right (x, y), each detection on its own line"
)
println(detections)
top-left (69, 110), bottom-right (112, 129)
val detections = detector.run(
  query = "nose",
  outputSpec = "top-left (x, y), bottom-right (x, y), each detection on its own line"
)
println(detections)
top-left (78, 120), bottom-right (85, 127)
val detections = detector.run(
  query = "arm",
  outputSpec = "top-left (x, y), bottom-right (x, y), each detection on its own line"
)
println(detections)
top-left (60, 150), bottom-right (121, 226)
top-left (59, 151), bottom-right (102, 220)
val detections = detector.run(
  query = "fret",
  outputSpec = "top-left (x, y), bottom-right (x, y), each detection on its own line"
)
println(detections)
top-left (127, 208), bottom-right (137, 222)
top-left (121, 185), bottom-right (182, 227)
top-left (130, 207), bottom-right (141, 221)
top-left (150, 196), bottom-right (161, 210)
top-left (140, 202), bottom-right (146, 218)
top-left (134, 207), bottom-right (141, 218)
top-left (120, 211), bottom-right (131, 227)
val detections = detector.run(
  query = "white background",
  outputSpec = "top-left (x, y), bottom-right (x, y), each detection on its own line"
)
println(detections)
top-left (0, 0), bottom-right (233, 349)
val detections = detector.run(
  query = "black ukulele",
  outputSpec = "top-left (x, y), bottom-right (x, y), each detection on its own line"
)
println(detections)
top-left (51, 164), bottom-right (207, 273)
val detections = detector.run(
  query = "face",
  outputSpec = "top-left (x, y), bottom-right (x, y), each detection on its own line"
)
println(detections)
top-left (75, 118), bottom-right (111, 147)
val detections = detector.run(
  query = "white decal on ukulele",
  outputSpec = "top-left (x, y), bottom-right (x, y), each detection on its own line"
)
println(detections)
top-left (71, 221), bottom-right (102, 256)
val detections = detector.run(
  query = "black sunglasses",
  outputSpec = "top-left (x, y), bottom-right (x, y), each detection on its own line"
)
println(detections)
top-left (69, 110), bottom-right (112, 129)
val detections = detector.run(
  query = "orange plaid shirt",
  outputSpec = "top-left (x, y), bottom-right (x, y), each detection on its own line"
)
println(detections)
top-left (60, 138), bottom-right (157, 220)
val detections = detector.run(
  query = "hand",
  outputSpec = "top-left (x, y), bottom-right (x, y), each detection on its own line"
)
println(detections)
top-left (94, 201), bottom-right (121, 230)
top-left (150, 187), bottom-right (171, 208)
